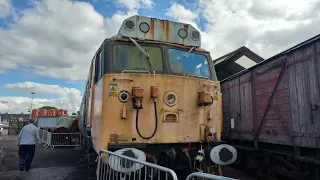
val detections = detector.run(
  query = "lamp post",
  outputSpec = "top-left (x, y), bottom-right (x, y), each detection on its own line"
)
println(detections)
top-left (30, 92), bottom-right (35, 119)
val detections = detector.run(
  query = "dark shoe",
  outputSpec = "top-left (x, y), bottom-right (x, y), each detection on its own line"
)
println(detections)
top-left (19, 165), bottom-right (24, 171)
top-left (25, 167), bottom-right (30, 171)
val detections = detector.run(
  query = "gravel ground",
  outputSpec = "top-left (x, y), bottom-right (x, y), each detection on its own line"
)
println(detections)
top-left (0, 135), bottom-right (95, 180)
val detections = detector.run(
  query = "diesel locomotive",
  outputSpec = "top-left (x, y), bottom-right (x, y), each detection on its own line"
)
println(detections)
top-left (78, 15), bottom-right (237, 179)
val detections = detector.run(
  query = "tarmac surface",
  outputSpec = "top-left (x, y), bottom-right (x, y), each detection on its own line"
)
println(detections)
top-left (0, 134), bottom-right (94, 180)
top-left (0, 133), bottom-right (258, 180)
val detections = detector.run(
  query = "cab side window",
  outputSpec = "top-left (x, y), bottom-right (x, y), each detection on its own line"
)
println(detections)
top-left (94, 50), bottom-right (103, 84)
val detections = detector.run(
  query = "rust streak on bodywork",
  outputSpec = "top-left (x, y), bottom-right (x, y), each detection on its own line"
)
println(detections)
top-left (160, 19), bottom-right (165, 33)
top-left (165, 20), bottom-right (169, 41)
top-left (150, 18), bottom-right (155, 40)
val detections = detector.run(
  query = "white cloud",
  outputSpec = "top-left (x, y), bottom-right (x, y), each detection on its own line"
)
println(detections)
top-left (165, 3), bottom-right (198, 22)
top-left (0, 0), bottom-right (105, 80)
top-left (105, 10), bottom-right (137, 37)
top-left (116, 0), bottom-right (154, 11)
top-left (0, 82), bottom-right (81, 114)
top-left (0, 0), bottom-right (155, 80)
top-left (166, 0), bottom-right (320, 59)
top-left (0, 0), bottom-right (11, 19)
top-left (104, 0), bottom-right (155, 38)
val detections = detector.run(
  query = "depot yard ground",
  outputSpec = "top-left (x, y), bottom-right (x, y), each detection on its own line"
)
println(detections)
top-left (0, 134), bottom-right (257, 180)
top-left (0, 135), bottom-right (93, 180)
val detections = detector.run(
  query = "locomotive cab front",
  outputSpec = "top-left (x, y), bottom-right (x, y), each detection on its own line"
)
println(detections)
top-left (81, 15), bottom-right (237, 178)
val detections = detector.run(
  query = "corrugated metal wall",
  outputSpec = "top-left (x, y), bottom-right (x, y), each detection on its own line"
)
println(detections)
top-left (222, 38), bottom-right (320, 149)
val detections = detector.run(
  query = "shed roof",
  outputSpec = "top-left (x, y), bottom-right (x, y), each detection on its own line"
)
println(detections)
top-left (213, 46), bottom-right (264, 81)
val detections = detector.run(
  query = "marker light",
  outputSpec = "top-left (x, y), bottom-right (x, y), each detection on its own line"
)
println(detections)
top-left (139, 22), bottom-right (150, 33)
top-left (164, 92), bottom-right (177, 106)
top-left (168, 94), bottom-right (176, 104)
top-left (178, 28), bottom-right (188, 38)
top-left (119, 91), bottom-right (130, 103)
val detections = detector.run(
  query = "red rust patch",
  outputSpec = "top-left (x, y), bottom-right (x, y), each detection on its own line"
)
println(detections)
top-left (184, 24), bottom-right (189, 30)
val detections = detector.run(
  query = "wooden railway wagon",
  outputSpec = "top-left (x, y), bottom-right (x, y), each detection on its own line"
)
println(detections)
top-left (221, 34), bottom-right (320, 180)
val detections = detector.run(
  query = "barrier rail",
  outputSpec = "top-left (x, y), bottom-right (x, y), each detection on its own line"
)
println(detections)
top-left (186, 172), bottom-right (239, 180)
top-left (38, 129), bottom-right (52, 149)
top-left (0, 144), bottom-right (5, 153)
top-left (97, 149), bottom-right (178, 180)
top-left (50, 133), bottom-right (81, 148)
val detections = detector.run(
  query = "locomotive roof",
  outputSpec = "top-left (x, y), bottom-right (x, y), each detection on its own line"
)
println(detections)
top-left (113, 15), bottom-right (202, 48)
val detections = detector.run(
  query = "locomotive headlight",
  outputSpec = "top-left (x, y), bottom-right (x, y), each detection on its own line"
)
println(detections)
top-left (178, 28), bottom-right (188, 38)
top-left (191, 30), bottom-right (200, 41)
top-left (124, 20), bottom-right (135, 31)
top-left (164, 92), bottom-right (177, 106)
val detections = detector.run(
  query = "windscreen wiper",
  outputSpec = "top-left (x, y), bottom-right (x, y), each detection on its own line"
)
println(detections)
top-left (129, 37), bottom-right (152, 67)
top-left (182, 46), bottom-right (195, 59)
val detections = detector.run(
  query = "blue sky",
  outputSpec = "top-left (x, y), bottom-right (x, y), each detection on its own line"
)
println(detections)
top-left (0, 0), bottom-right (320, 114)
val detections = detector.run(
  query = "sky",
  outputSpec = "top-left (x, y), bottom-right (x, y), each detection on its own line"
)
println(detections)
top-left (0, 0), bottom-right (320, 114)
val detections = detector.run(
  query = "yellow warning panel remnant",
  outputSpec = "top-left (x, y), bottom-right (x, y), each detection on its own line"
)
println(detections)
top-left (109, 84), bottom-right (117, 96)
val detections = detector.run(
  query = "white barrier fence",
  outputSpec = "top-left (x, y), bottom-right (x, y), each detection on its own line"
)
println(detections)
top-left (96, 149), bottom-right (239, 180)
top-left (97, 149), bottom-right (178, 180)
top-left (38, 129), bottom-right (52, 149)
top-left (186, 172), bottom-right (239, 180)
top-left (50, 133), bottom-right (81, 148)
top-left (38, 129), bottom-right (81, 149)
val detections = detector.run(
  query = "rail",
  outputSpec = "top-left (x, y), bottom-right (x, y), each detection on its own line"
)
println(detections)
top-left (50, 133), bottom-right (81, 148)
top-left (97, 149), bottom-right (178, 180)
top-left (122, 70), bottom-right (151, 74)
top-left (186, 172), bottom-right (239, 180)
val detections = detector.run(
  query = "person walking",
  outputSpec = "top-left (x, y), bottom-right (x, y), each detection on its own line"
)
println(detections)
top-left (17, 119), bottom-right (39, 171)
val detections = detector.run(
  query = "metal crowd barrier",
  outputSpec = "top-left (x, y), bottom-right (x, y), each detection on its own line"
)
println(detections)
top-left (50, 133), bottom-right (81, 148)
top-left (186, 172), bottom-right (239, 180)
top-left (38, 129), bottom-right (52, 149)
top-left (97, 149), bottom-right (178, 180)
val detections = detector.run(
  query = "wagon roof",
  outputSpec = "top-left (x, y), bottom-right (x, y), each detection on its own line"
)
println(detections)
top-left (220, 33), bottom-right (320, 83)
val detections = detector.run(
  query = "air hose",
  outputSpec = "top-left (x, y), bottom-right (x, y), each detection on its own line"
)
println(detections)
top-left (135, 101), bottom-right (158, 140)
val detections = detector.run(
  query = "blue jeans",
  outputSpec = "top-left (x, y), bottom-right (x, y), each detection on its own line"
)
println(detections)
top-left (18, 145), bottom-right (35, 169)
